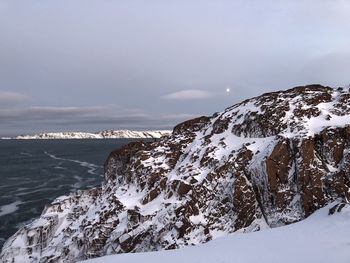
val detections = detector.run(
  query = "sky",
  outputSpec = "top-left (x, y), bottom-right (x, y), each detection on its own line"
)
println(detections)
top-left (0, 0), bottom-right (350, 136)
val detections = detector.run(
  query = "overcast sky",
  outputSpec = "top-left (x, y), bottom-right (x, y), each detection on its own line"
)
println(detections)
top-left (1, 0), bottom-right (350, 136)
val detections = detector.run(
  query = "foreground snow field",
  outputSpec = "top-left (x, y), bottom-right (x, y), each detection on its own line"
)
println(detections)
top-left (81, 203), bottom-right (350, 263)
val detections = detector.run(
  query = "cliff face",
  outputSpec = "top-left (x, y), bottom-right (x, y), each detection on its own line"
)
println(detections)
top-left (1, 85), bottom-right (350, 262)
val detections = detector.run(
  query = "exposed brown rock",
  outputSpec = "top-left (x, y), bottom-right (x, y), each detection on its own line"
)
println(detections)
top-left (266, 139), bottom-right (292, 210)
top-left (172, 180), bottom-right (192, 197)
top-left (233, 173), bottom-right (257, 229)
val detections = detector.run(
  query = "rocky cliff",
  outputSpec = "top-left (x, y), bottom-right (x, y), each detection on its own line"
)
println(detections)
top-left (1, 85), bottom-right (350, 262)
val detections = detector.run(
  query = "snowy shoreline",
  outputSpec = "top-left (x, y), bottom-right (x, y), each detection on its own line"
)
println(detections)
top-left (2, 130), bottom-right (172, 140)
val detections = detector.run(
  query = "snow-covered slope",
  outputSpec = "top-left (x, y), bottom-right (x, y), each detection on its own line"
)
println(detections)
top-left (81, 202), bottom-right (350, 263)
top-left (1, 85), bottom-right (350, 262)
top-left (13, 130), bottom-right (172, 139)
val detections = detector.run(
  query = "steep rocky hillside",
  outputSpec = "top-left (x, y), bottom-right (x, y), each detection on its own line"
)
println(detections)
top-left (81, 202), bottom-right (350, 263)
top-left (1, 85), bottom-right (350, 262)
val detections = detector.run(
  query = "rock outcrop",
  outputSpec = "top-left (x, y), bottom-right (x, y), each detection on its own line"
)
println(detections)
top-left (1, 85), bottom-right (350, 262)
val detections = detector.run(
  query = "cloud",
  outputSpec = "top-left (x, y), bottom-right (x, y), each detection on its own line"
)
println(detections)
top-left (0, 106), bottom-right (107, 121)
top-left (162, 90), bottom-right (213, 100)
top-left (0, 105), bottom-right (138, 122)
top-left (0, 104), bottom-right (198, 136)
top-left (158, 113), bottom-right (199, 120)
top-left (2, 1), bottom-right (349, 135)
top-left (301, 52), bottom-right (350, 87)
top-left (0, 91), bottom-right (29, 105)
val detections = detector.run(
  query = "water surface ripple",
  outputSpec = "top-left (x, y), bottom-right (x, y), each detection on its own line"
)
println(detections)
top-left (0, 139), bottom-right (142, 249)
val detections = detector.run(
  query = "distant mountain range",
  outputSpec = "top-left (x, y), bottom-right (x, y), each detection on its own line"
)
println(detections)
top-left (4, 130), bottom-right (172, 139)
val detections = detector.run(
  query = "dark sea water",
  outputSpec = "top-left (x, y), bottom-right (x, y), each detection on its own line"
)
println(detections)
top-left (0, 139), bottom-right (143, 249)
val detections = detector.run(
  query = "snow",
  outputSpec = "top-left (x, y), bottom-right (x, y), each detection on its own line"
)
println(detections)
top-left (10, 130), bottom-right (172, 139)
top-left (81, 203), bottom-right (350, 263)
top-left (307, 113), bottom-right (350, 135)
top-left (189, 213), bottom-right (207, 225)
top-left (280, 90), bottom-right (350, 137)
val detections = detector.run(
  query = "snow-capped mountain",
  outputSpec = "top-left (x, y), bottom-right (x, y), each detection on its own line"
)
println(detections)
top-left (1, 85), bottom-right (350, 262)
top-left (13, 130), bottom-right (172, 139)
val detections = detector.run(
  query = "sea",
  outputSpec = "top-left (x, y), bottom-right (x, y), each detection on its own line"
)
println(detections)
top-left (0, 139), bottom-right (145, 249)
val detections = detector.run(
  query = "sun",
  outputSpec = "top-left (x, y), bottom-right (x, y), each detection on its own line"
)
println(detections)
top-left (226, 88), bottom-right (230, 93)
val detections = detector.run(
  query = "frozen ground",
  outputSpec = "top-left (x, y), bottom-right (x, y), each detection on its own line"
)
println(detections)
top-left (81, 203), bottom-right (350, 263)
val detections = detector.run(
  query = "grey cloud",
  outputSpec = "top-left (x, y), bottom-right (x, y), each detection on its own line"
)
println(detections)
top-left (301, 52), bottom-right (350, 87)
top-left (0, 92), bottom-right (29, 106)
top-left (162, 90), bottom-right (213, 100)
top-left (0, 106), bottom-right (108, 122)
top-left (158, 113), bottom-right (199, 120)
top-left (0, 1), bottom-right (350, 135)
top-left (0, 105), bottom-right (194, 136)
